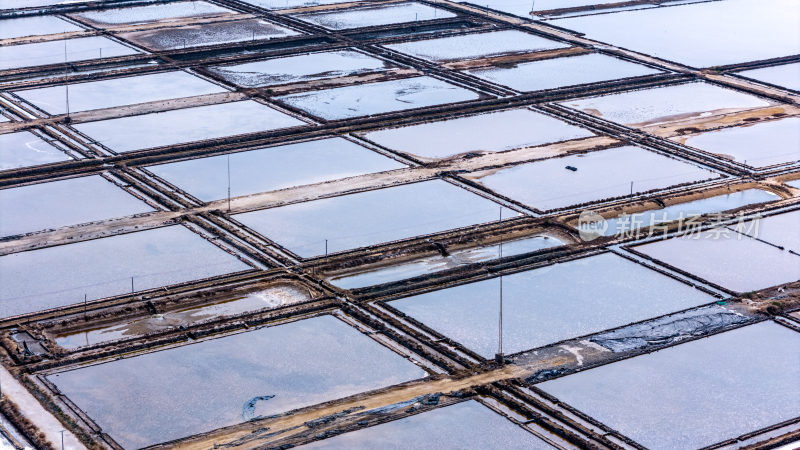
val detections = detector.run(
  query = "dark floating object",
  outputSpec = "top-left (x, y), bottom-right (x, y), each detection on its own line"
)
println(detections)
top-left (565, 165), bottom-right (578, 172)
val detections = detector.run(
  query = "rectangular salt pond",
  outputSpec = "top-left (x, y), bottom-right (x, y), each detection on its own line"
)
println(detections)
top-left (733, 210), bottom-right (800, 254)
top-left (208, 50), bottom-right (394, 88)
top-left (294, 2), bottom-right (456, 30)
top-left (468, 53), bottom-right (660, 92)
top-left (121, 18), bottom-right (300, 51)
top-left (0, 130), bottom-right (71, 171)
top-left (330, 234), bottom-right (563, 289)
top-left (553, 0), bottom-right (800, 67)
top-left (363, 108), bottom-right (593, 160)
top-left (0, 175), bottom-right (151, 237)
top-left (389, 252), bottom-right (716, 358)
top-left (234, 180), bottom-right (507, 258)
top-left (738, 62), bottom-right (800, 92)
top-left (277, 76), bottom-right (479, 120)
top-left (146, 137), bottom-right (404, 202)
top-left (73, 100), bottom-right (305, 153)
top-left (634, 229), bottom-right (800, 293)
top-left (539, 322), bottom-right (800, 449)
top-left (302, 400), bottom-right (553, 449)
top-left (0, 225), bottom-right (250, 318)
top-left (582, 188), bottom-right (780, 237)
top-left (16, 71), bottom-right (226, 115)
top-left (55, 284), bottom-right (312, 349)
top-left (679, 117), bottom-right (800, 168)
top-left (560, 82), bottom-right (772, 127)
top-left (48, 315), bottom-right (426, 448)
top-left (383, 30), bottom-right (568, 62)
top-left (242, 0), bottom-right (353, 9)
top-left (0, 15), bottom-right (83, 40)
top-left (459, 0), bottom-right (631, 18)
top-left (0, 36), bottom-right (139, 71)
top-left (469, 146), bottom-right (720, 212)
top-left (74, 1), bottom-right (234, 26)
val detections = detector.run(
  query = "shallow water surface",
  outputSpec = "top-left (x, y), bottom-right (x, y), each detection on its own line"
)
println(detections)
top-left (74, 1), bottom-right (234, 25)
top-left (468, 53), bottom-right (660, 92)
top-left (0, 225), bottom-right (251, 318)
top-left (294, 2), bottom-right (456, 30)
top-left (122, 18), bottom-right (300, 50)
top-left (384, 30), bottom-right (567, 62)
top-left (738, 62), bottom-right (800, 92)
top-left (49, 315), bottom-right (426, 448)
top-left (147, 137), bottom-right (404, 201)
top-left (389, 252), bottom-right (715, 357)
top-left (0, 130), bottom-right (71, 170)
top-left (0, 15), bottom-right (83, 40)
top-left (277, 76), bottom-right (479, 120)
top-left (539, 322), bottom-right (800, 449)
top-left (234, 180), bottom-right (507, 258)
top-left (0, 37), bottom-right (139, 70)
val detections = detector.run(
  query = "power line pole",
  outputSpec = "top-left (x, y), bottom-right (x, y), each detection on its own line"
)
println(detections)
top-left (227, 154), bottom-right (231, 213)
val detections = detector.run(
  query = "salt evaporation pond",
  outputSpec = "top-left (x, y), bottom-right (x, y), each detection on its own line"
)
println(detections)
top-left (788, 179), bottom-right (800, 189)
top-left (384, 30), bottom-right (568, 62)
top-left (389, 252), bottom-right (715, 358)
top-left (74, 100), bottom-right (304, 152)
top-left (209, 50), bottom-right (394, 88)
top-left (294, 2), bottom-right (456, 30)
top-left (458, 0), bottom-right (631, 18)
top-left (634, 229), bottom-right (800, 293)
top-left (539, 322), bottom-right (800, 449)
top-left (469, 146), bottom-right (720, 212)
top-left (0, 0), bottom-right (76, 8)
top-left (0, 15), bottom-right (83, 40)
top-left (303, 400), bottom-right (554, 449)
top-left (363, 108), bottom-right (593, 159)
top-left (16, 71), bottom-right (226, 115)
top-left (147, 137), bottom-right (404, 201)
top-left (56, 284), bottom-right (312, 348)
top-left (278, 76), bottom-right (479, 120)
top-left (74, 1), bottom-right (234, 26)
top-left (0, 225), bottom-right (250, 318)
top-left (0, 37), bottom-right (139, 71)
top-left (121, 18), bottom-right (300, 51)
top-left (581, 188), bottom-right (779, 237)
top-left (0, 130), bottom-right (71, 171)
top-left (48, 315), bottom-right (426, 448)
top-left (243, 0), bottom-right (353, 9)
top-left (738, 62), bottom-right (800, 92)
top-left (468, 53), bottom-right (660, 92)
top-left (234, 180), bottom-right (506, 258)
top-left (680, 117), bottom-right (800, 168)
top-left (552, 0), bottom-right (800, 67)
top-left (560, 82), bottom-right (772, 127)
top-left (733, 210), bottom-right (800, 254)
top-left (0, 175), bottom-right (151, 237)
top-left (330, 234), bottom-right (564, 289)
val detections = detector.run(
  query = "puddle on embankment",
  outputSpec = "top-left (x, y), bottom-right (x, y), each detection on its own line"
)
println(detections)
top-left (552, 0), bottom-right (800, 67)
top-left (467, 53), bottom-right (660, 92)
top-left (55, 284), bottom-right (312, 348)
top-left (301, 400), bottom-right (553, 449)
top-left (122, 18), bottom-right (300, 51)
top-left (73, 100), bottom-right (304, 152)
top-left (0, 225), bottom-right (250, 318)
top-left (234, 180), bottom-right (509, 258)
top-left (293, 2), bottom-right (455, 30)
top-left (467, 146), bottom-right (720, 212)
top-left (48, 314), bottom-right (427, 448)
top-left (560, 82), bottom-right (772, 127)
top-left (0, 15), bottom-right (83, 40)
top-left (678, 117), bottom-right (800, 168)
top-left (577, 188), bottom-right (780, 238)
top-left (0, 130), bottom-right (72, 171)
top-left (276, 76), bottom-right (479, 120)
top-left (208, 49), bottom-right (394, 88)
top-left (634, 227), bottom-right (800, 293)
top-left (388, 252), bottom-right (716, 358)
top-left (73, 1), bottom-right (234, 26)
top-left (539, 321), bottom-right (800, 449)
top-left (738, 62), bottom-right (800, 93)
top-left (362, 108), bottom-right (593, 160)
top-left (384, 30), bottom-right (567, 63)
top-left (0, 174), bottom-right (152, 237)
top-left (0, 37), bottom-right (140, 71)
top-left (329, 234), bottom-right (564, 289)
top-left (147, 137), bottom-right (404, 202)
top-left (16, 70), bottom-right (226, 115)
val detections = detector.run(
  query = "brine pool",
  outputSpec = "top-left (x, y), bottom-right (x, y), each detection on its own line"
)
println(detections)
top-left (293, 2), bottom-right (455, 30)
top-left (0, 37), bottom-right (140, 71)
top-left (0, 130), bottom-right (71, 171)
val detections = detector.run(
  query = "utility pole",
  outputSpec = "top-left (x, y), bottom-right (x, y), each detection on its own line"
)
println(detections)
top-left (60, 430), bottom-right (65, 450)
top-left (496, 207), bottom-right (504, 365)
top-left (325, 239), bottom-right (328, 262)
top-left (84, 293), bottom-right (87, 320)
top-left (131, 276), bottom-right (135, 300)
top-left (227, 154), bottom-right (231, 213)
